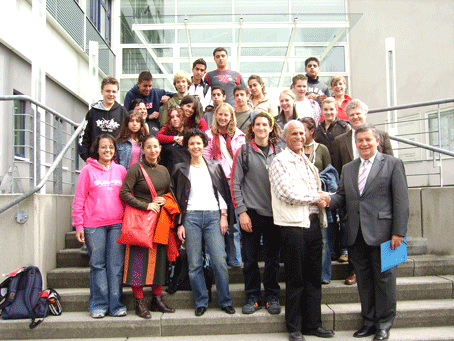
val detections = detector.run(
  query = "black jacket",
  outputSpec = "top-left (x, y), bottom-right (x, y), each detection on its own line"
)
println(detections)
top-left (171, 157), bottom-right (235, 229)
top-left (314, 118), bottom-right (350, 160)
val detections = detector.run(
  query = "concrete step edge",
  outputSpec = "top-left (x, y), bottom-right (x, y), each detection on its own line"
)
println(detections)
top-left (2, 301), bottom-right (454, 340)
top-left (11, 326), bottom-right (454, 341)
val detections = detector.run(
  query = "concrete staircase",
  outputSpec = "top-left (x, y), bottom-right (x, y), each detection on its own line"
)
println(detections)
top-left (2, 232), bottom-right (454, 340)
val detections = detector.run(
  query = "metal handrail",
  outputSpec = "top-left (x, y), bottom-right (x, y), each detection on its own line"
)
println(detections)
top-left (368, 98), bottom-right (454, 114)
top-left (0, 119), bottom-right (85, 215)
top-left (368, 98), bottom-right (454, 157)
top-left (389, 135), bottom-right (454, 157)
top-left (0, 95), bottom-right (85, 215)
top-left (369, 97), bottom-right (454, 187)
top-left (0, 95), bottom-right (79, 126)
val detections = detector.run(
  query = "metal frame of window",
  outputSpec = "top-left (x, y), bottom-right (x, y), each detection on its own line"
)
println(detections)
top-left (13, 91), bottom-right (26, 159)
top-left (121, 16), bottom-right (356, 89)
top-left (89, 0), bottom-right (112, 45)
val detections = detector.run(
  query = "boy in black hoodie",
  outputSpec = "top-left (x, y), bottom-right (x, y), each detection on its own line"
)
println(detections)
top-left (78, 77), bottom-right (127, 161)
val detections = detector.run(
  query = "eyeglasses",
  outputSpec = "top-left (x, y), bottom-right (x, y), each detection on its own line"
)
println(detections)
top-left (100, 146), bottom-right (115, 150)
top-left (169, 105), bottom-right (181, 109)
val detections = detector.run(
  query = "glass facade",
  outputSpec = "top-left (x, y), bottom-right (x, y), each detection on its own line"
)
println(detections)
top-left (119, 0), bottom-right (361, 100)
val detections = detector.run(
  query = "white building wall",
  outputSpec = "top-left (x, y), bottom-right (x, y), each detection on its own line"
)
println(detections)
top-left (348, 0), bottom-right (454, 186)
top-left (348, 0), bottom-right (454, 114)
top-left (0, 0), bottom-right (119, 183)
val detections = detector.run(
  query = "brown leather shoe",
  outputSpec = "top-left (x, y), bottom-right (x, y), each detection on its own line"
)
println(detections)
top-left (344, 273), bottom-right (357, 285)
top-left (150, 295), bottom-right (175, 313)
top-left (135, 297), bottom-right (151, 319)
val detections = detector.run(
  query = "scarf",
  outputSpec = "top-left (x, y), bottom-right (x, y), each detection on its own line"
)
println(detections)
top-left (212, 132), bottom-right (234, 161)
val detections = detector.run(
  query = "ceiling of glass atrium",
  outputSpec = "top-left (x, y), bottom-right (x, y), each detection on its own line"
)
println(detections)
top-left (120, 1), bottom-right (362, 89)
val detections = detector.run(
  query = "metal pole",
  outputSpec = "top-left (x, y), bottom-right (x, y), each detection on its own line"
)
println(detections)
top-left (437, 104), bottom-right (443, 187)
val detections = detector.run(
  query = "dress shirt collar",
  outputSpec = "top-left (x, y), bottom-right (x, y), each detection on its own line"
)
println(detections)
top-left (360, 151), bottom-right (378, 166)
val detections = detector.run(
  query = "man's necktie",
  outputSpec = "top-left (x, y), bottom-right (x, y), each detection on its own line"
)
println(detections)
top-left (358, 160), bottom-right (369, 195)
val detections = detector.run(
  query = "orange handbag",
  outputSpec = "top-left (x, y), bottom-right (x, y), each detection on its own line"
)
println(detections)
top-left (117, 164), bottom-right (158, 249)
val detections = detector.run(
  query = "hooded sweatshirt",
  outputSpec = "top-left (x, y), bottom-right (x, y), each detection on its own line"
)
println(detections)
top-left (123, 84), bottom-right (174, 134)
top-left (78, 101), bottom-right (127, 161)
top-left (72, 158), bottom-right (127, 231)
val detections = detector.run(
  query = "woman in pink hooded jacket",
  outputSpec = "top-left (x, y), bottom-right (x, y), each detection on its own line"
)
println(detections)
top-left (72, 133), bottom-right (127, 319)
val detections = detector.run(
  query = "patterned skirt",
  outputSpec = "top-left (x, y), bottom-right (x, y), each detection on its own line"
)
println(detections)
top-left (123, 243), bottom-right (167, 286)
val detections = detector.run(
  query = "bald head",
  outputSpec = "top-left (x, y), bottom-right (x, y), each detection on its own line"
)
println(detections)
top-left (283, 120), bottom-right (305, 155)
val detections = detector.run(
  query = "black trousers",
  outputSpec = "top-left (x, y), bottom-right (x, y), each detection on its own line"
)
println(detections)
top-left (349, 228), bottom-right (396, 330)
top-left (280, 219), bottom-right (322, 333)
top-left (241, 209), bottom-right (281, 300)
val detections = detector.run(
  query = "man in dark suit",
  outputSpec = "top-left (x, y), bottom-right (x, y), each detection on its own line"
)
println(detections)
top-left (333, 99), bottom-right (394, 286)
top-left (323, 123), bottom-right (409, 341)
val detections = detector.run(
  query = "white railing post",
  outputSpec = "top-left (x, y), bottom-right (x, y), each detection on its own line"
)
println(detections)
top-left (31, 0), bottom-right (47, 193)
top-left (385, 37), bottom-right (398, 157)
top-left (89, 41), bottom-right (99, 106)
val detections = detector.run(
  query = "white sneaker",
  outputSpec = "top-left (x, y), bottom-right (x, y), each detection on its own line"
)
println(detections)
top-left (90, 311), bottom-right (106, 318)
top-left (113, 310), bottom-right (127, 317)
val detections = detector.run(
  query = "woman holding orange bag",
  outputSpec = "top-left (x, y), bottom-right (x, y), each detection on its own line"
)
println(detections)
top-left (119, 136), bottom-right (178, 319)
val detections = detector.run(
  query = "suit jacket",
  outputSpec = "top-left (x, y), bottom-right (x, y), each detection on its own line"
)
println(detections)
top-left (330, 152), bottom-right (409, 247)
top-left (171, 157), bottom-right (235, 229)
top-left (333, 129), bottom-right (393, 176)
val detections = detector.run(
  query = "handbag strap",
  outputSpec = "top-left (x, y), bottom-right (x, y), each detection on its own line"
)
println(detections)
top-left (139, 163), bottom-right (158, 199)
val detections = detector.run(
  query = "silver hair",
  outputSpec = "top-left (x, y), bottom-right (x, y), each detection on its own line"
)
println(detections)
top-left (346, 99), bottom-right (368, 115)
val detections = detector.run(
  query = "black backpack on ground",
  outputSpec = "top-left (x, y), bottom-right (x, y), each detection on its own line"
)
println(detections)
top-left (166, 245), bottom-right (214, 302)
top-left (0, 266), bottom-right (61, 329)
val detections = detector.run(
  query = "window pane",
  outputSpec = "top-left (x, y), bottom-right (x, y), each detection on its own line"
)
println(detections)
top-left (122, 48), bottom-right (173, 74)
top-left (294, 46), bottom-right (345, 72)
top-left (429, 110), bottom-right (454, 150)
top-left (14, 99), bottom-right (26, 158)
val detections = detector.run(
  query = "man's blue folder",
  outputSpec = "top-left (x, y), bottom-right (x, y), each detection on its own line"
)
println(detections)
top-left (380, 235), bottom-right (407, 272)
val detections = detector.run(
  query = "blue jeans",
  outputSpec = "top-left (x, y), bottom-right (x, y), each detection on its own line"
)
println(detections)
top-left (321, 228), bottom-right (332, 283)
top-left (225, 210), bottom-right (242, 266)
top-left (84, 224), bottom-right (126, 315)
top-left (184, 211), bottom-right (232, 309)
top-left (339, 208), bottom-right (348, 255)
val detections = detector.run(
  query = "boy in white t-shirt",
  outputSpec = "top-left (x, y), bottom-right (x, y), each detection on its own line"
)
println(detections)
top-left (291, 74), bottom-right (321, 125)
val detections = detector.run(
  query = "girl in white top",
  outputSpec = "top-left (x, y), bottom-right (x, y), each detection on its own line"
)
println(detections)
top-left (248, 74), bottom-right (278, 117)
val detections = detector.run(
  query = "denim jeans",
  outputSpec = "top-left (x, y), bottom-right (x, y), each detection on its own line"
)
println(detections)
top-left (321, 227), bottom-right (332, 283)
top-left (241, 209), bottom-right (280, 300)
top-left (225, 210), bottom-right (242, 266)
top-left (184, 210), bottom-right (232, 309)
top-left (84, 224), bottom-right (126, 315)
top-left (339, 208), bottom-right (348, 255)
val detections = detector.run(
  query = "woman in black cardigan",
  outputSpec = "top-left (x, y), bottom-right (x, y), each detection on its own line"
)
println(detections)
top-left (171, 128), bottom-right (235, 317)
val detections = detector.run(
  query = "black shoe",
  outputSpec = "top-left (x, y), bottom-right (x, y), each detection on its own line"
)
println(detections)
top-left (303, 327), bottom-right (334, 338)
top-left (242, 297), bottom-right (261, 314)
top-left (221, 306), bottom-right (235, 314)
top-left (289, 331), bottom-right (305, 341)
top-left (194, 307), bottom-right (206, 316)
top-left (353, 325), bottom-right (376, 338)
top-left (373, 329), bottom-right (389, 341)
top-left (265, 296), bottom-right (281, 315)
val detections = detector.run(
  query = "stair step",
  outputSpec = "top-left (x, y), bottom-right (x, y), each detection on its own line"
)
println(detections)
top-left (50, 254), bottom-right (454, 287)
top-left (65, 231), bottom-right (80, 249)
top-left (64, 231), bottom-right (430, 256)
top-left (331, 299), bottom-right (454, 331)
top-left (51, 276), bottom-right (453, 312)
top-left (10, 326), bottom-right (454, 341)
top-left (2, 300), bottom-right (454, 340)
